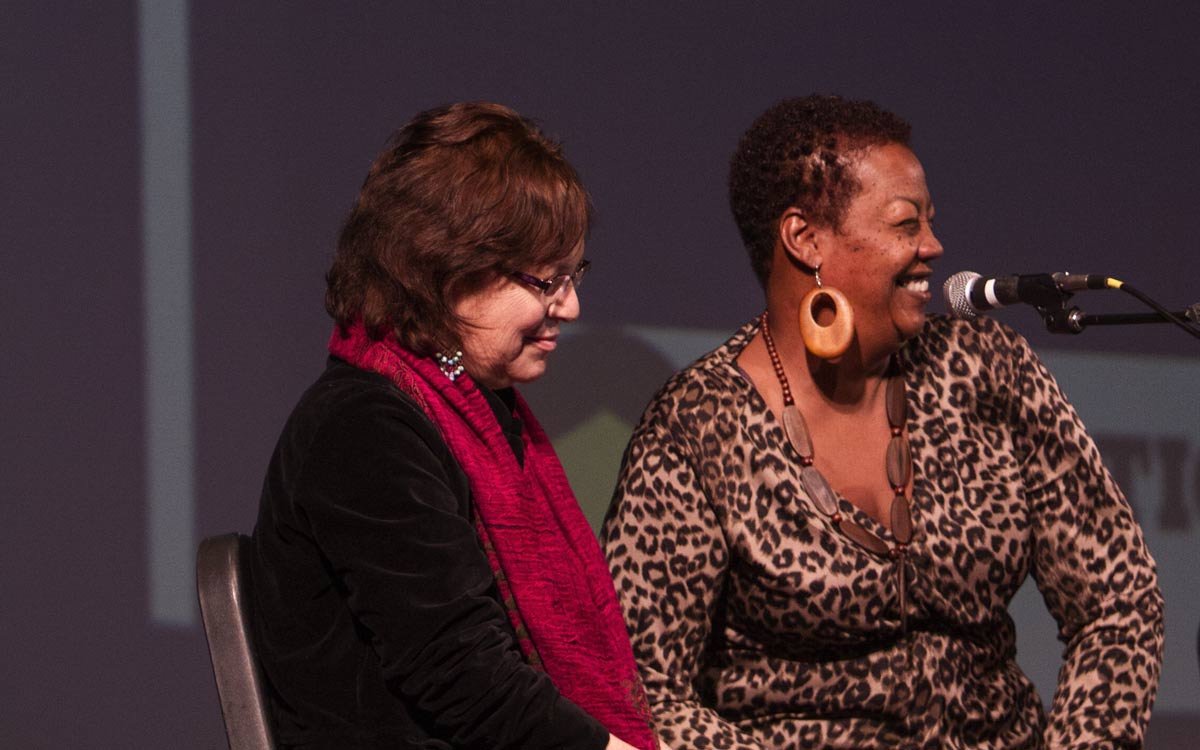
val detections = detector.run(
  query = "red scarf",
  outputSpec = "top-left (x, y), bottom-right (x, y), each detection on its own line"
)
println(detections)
top-left (329, 322), bottom-right (657, 750)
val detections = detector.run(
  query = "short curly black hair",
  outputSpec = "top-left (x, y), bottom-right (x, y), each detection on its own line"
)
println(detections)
top-left (729, 95), bottom-right (911, 286)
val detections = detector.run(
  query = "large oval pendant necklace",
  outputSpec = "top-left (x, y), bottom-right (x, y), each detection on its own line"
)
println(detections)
top-left (760, 311), bottom-right (914, 633)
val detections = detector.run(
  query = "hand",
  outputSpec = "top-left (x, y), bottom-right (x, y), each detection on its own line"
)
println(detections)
top-left (605, 735), bottom-right (675, 750)
top-left (605, 735), bottom-right (639, 750)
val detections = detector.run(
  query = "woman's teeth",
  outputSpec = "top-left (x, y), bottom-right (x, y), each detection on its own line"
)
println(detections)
top-left (900, 278), bottom-right (929, 293)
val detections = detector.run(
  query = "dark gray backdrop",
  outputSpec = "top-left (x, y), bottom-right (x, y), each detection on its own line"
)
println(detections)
top-left (3, 3), bottom-right (1198, 747)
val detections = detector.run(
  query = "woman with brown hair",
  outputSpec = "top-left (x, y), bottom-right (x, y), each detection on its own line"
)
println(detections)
top-left (603, 95), bottom-right (1162, 749)
top-left (249, 102), bottom-right (656, 750)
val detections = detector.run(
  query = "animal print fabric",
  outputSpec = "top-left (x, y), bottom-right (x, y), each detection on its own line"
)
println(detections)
top-left (602, 315), bottom-right (1162, 750)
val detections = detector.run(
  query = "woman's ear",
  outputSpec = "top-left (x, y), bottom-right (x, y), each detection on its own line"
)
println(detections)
top-left (778, 207), bottom-right (822, 271)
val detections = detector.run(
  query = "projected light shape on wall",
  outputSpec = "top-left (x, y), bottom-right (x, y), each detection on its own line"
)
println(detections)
top-left (140, 0), bottom-right (195, 626)
top-left (519, 325), bottom-right (684, 530)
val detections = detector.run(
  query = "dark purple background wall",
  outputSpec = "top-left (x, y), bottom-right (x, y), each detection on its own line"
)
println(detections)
top-left (3, 3), bottom-right (1198, 747)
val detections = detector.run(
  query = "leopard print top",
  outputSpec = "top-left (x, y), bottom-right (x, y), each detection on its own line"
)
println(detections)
top-left (602, 314), bottom-right (1162, 750)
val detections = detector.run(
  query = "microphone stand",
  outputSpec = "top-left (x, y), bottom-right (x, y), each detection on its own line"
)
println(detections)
top-left (1039, 300), bottom-right (1200, 335)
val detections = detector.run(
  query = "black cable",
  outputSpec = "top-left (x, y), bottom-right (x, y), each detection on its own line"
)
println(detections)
top-left (1115, 281), bottom-right (1200, 341)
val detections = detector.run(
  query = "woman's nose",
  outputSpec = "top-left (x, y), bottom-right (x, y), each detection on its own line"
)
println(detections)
top-left (549, 281), bottom-right (580, 321)
top-left (921, 224), bottom-right (944, 259)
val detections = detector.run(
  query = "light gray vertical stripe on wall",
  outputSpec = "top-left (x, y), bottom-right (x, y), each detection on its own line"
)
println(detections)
top-left (139, 0), bottom-right (195, 626)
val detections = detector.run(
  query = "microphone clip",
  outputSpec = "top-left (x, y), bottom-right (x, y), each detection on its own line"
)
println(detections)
top-left (1033, 274), bottom-right (1078, 334)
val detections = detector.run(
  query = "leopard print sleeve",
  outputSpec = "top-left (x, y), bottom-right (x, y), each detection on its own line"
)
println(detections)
top-left (603, 373), bottom-right (770, 750)
top-left (999, 322), bottom-right (1164, 748)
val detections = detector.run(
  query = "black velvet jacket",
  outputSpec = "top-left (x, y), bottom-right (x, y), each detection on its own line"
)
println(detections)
top-left (248, 358), bottom-right (608, 749)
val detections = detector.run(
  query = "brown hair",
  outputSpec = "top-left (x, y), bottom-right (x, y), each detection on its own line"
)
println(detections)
top-left (728, 95), bottom-right (911, 286)
top-left (325, 101), bottom-right (592, 354)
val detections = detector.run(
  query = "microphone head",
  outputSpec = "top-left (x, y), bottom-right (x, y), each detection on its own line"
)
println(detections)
top-left (943, 271), bottom-right (982, 320)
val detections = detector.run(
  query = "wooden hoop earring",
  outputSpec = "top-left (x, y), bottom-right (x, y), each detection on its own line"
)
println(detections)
top-left (798, 286), bottom-right (855, 360)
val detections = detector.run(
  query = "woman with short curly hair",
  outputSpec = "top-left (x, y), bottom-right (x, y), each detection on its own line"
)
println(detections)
top-left (604, 94), bottom-right (1162, 749)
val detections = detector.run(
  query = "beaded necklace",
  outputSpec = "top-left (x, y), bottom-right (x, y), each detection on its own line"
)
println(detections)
top-left (760, 311), bottom-right (914, 633)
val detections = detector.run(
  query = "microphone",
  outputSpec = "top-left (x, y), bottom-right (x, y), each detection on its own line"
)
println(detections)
top-left (943, 271), bottom-right (1112, 320)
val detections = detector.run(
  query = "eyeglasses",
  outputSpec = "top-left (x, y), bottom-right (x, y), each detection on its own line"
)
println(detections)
top-left (510, 259), bottom-right (590, 298)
